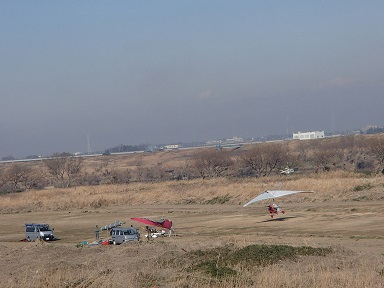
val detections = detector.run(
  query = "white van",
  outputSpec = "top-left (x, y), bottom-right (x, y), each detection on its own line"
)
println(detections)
top-left (111, 227), bottom-right (140, 244)
top-left (25, 223), bottom-right (56, 241)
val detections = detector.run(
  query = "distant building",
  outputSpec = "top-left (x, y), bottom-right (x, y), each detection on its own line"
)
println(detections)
top-left (164, 144), bottom-right (180, 150)
top-left (206, 140), bottom-right (223, 145)
top-left (226, 136), bottom-right (244, 143)
top-left (293, 131), bottom-right (325, 140)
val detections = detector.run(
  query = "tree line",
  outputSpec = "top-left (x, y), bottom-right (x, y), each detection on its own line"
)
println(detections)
top-left (1, 134), bottom-right (384, 194)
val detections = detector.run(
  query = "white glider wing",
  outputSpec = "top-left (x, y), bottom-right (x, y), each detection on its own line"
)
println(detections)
top-left (243, 190), bottom-right (313, 207)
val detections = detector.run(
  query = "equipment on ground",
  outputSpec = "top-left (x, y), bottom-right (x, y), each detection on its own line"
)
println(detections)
top-left (131, 217), bottom-right (174, 237)
top-left (101, 220), bottom-right (125, 231)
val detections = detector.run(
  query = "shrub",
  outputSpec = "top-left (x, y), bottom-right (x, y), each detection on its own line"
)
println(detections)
top-left (205, 194), bottom-right (231, 204)
top-left (188, 244), bottom-right (332, 279)
top-left (353, 183), bottom-right (374, 191)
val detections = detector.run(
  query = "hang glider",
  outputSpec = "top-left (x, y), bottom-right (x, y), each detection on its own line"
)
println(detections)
top-left (130, 217), bottom-right (173, 230)
top-left (243, 190), bottom-right (313, 207)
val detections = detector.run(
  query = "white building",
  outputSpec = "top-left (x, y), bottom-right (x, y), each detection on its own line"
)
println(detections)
top-left (293, 131), bottom-right (325, 140)
top-left (164, 144), bottom-right (180, 150)
top-left (226, 136), bottom-right (244, 143)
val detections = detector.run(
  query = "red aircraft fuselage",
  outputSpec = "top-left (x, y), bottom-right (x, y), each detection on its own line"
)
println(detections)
top-left (267, 203), bottom-right (285, 218)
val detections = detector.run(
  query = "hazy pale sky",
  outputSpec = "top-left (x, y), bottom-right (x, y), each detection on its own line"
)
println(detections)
top-left (1, 1), bottom-right (383, 158)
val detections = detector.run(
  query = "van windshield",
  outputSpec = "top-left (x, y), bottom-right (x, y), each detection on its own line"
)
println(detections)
top-left (39, 226), bottom-right (51, 232)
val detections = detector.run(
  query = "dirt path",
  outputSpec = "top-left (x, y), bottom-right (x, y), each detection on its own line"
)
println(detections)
top-left (1, 201), bottom-right (384, 253)
top-left (2, 201), bottom-right (384, 287)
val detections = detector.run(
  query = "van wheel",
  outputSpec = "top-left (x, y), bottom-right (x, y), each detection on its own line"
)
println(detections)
top-left (113, 240), bottom-right (117, 245)
top-left (27, 236), bottom-right (31, 242)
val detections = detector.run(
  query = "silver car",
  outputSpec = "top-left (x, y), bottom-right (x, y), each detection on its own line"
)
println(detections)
top-left (111, 227), bottom-right (140, 244)
top-left (25, 223), bottom-right (56, 241)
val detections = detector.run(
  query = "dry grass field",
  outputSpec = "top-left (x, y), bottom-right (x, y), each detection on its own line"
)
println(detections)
top-left (1, 141), bottom-right (384, 287)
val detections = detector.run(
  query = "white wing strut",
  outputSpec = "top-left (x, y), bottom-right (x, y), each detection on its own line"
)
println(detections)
top-left (243, 190), bottom-right (313, 207)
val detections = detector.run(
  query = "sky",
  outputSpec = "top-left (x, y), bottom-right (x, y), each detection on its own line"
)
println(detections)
top-left (1, 1), bottom-right (384, 158)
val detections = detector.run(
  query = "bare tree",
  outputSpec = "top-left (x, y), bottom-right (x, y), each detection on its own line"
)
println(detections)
top-left (44, 153), bottom-right (83, 187)
top-left (65, 156), bottom-right (83, 187)
top-left (135, 159), bottom-right (146, 181)
top-left (241, 143), bottom-right (288, 177)
top-left (5, 164), bottom-right (32, 192)
top-left (192, 149), bottom-right (211, 179)
top-left (297, 140), bottom-right (317, 163)
top-left (367, 135), bottom-right (384, 174)
top-left (44, 153), bottom-right (68, 185)
top-left (264, 143), bottom-right (289, 175)
top-left (0, 167), bottom-right (7, 192)
top-left (311, 142), bottom-right (343, 173)
top-left (240, 146), bottom-right (265, 177)
top-left (191, 148), bottom-right (233, 179)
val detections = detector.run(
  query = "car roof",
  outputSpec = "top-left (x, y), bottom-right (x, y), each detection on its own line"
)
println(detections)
top-left (25, 223), bottom-right (49, 227)
top-left (111, 227), bottom-right (134, 231)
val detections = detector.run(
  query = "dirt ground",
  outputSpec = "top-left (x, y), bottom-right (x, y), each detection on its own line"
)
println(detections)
top-left (1, 200), bottom-right (384, 287)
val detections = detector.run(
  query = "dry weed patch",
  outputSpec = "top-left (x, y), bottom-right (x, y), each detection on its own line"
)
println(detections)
top-left (1, 173), bottom-right (384, 213)
top-left (2, 241), bottom-right (383, 288)
top-left (179, 244), bottom-right (332, 278)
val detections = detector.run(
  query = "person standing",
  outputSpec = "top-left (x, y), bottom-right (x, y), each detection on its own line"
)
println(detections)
top-left (146, 226), bottom-right (151, 240)
top-left (95, 225), bottom-right (100, 240)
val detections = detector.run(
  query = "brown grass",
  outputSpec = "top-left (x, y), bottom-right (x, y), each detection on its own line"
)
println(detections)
top-left (1, 239), bottom-right (384, 287)
top-left (1, 172), bottom-right (383, 214)
top-left (1, 172), bottom-right (384, 287)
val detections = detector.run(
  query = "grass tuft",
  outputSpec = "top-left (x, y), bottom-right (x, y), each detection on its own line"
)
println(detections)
top-left (205, 194), bottom-right (231, 204)
top-left (353, 183), bottom-right (374, 191)
top-left (187, 244), bottom-right (332, 278)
